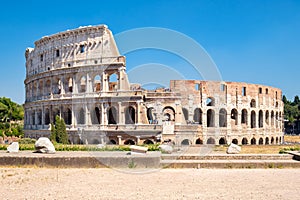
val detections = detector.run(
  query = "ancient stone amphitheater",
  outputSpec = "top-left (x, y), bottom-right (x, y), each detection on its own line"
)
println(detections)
top-left (24, 25), bottom-right (284, 145)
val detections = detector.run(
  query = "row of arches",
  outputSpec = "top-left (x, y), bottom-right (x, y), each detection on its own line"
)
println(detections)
top-left (186, 136), bottom-right (282, 145)
top-left (183, 107), bottom-right (282, 128)
top-left (26, 72), bottom-right (119, 101)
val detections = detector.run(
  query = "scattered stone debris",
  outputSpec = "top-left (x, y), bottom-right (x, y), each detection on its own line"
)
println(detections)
top-left (34, 137), bottom-right (56, 154)
top-left (226, 143), bottom-right (241, 154)
top-left (159, 144), bottom-right (173, 154)
top-left (7, 142), bottom-right (19, 153)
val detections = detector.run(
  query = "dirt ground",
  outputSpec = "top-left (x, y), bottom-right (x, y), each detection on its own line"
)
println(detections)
top-left (0, 168), bottom-right (299, 200)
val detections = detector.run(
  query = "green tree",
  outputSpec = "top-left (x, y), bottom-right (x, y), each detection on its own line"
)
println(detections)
top-left (50, 116), bottom-right (69, 144)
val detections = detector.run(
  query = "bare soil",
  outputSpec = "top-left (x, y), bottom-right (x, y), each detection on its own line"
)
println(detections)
top-left (0, 168), bottom-right (299, 199)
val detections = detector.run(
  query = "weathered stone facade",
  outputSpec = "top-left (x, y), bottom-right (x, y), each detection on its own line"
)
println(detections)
top-left (24, 25), bottom-right (284, 145)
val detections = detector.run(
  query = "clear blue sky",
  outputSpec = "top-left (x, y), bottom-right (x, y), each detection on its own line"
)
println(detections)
top-left (0, 0), bottom-right (299, 104)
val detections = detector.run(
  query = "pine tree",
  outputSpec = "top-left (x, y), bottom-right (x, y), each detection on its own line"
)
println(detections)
top-left (50, 123), bottom-right (56, 142)
top-left (50, 115), bottom-right (69, 144)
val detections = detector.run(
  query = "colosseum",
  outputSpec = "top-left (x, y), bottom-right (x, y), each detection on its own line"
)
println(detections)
top-left (24, 24), bottom-right (284, 146)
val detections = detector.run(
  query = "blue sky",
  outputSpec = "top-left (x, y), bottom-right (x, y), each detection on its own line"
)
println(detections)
top-left (0, 0), bottom-right (299, 104)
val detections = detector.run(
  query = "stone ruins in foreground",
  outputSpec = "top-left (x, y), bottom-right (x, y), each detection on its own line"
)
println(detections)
top-left (24, 25), bottom-right (284, 145)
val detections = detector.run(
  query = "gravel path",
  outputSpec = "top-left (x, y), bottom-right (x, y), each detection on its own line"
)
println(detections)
top-left (0, 168), bottom-right (299, 199)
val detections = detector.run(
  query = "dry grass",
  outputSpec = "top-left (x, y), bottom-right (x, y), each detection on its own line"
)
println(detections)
top-left (214, 144), bottom-right (300, 154)
top-left (284, 135), bottom-right (300, 143)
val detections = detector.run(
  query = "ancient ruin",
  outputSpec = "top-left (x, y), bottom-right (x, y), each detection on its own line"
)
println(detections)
top-left (24, 25), bottom-right (284, 145)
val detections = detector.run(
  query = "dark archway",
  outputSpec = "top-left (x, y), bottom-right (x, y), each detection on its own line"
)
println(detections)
top-left (45, 108), bottom-right (50, 125)
top-left (259, 110), bottom-right (263, 128)
top-left (265, 111), bottom-right (269, 125)
top-left (207, 137), bottom-right (215, 145)
top-left (78, 108), bottom-right (85, 124)
top-left (271, 137), bottom-right (274, 144)
top-left (250, 99), bottom-right (256, 108)
top-left (259, 138), bottom-right (264, 145)
top-left (231, 109), bottom-right (238, 126)
top-left (66, 108), bottom-right (72, 125)
top-left (219, 137), bottom-right (226, 145)
top-left (193, 108), bottom-right (202, 124)
top-left (195, 138), bottom-right (203, 145)
top-left (251, 138), bottom-right (256, 145)
top-left (163, 106), bottom-right (175, 121)
top-left (265, 137), bottom-right (269, 145)
top-left (147, 107), bottom-right (154, 124)
top-left (251, 111), bottom-right (256, 128)
top-left (125, 106), bottom-right (135, 124)
top-left (108, 139), bottom-right (117, 145)
top-left (232, 139), bottom-right (238, 145)
top-left (241, 109), bottom-right (248, 125)
top-left (207, 109), bottom-right (215, 127)
top-left (181, 139), bottom-right (191, 145)
top-left (219, 108), bottom-right (227, 127)
top-left (124, 139), bottom-right (135, 145)
top-left (143, 139), bottom-right (154, 145)
top-left (108, 106), bottom-right (118, 124)
top-left (92, 107), bottom-right (101, 124)
top-left (242, 138), bottom-right (248, 145)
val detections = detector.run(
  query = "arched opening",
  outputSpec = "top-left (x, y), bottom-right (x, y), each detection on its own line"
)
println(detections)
top-left (250, 99), bottom-right (256, 108)
top-left (37, 110), bottom-right (42, 125)
top-left (163, 106), bottom-right (175, 121)
top-left (38, 80), bottom-right (43, 97)
top-left (45, 108), bottom-right (50, 125)
top-left (271, 137), bottom-right (274, 144)
top-left (124, 139), bottom-right (135, 145)
top-left (68, 78), bottom-right (73, 93)
top-left (108, 106), bottom-right (118, 124)
top-left (193, 108), bottom-right (202, 124)
top-left (207, 137), bottom-right (215, 145)
top-left (195, 138), bottom-right (203, 145)
top-left (265, 111), bottom-right (269, 125)
top-left (147, 107), bottom-right (154, 124)
top-left (241, 109), bottom-right (248, 125)
top-left (143, 139), bottom-right (154, 145)
top-left (66, 108), bottom-right (72, 125)
top-left (259, 110), bottom-right (263, 128)
top-left (271, 111), bottom-right (274, 126)
top-left (279, 137), bottom-right (282, 144)
top-left (80, 76), bottom-right (86, 93)
top-left (259, 138), bottom-right (264, 145)
top-left (242, 138), bottom-right (248, 145)
top-left (231, 109), bottom-right (238, 126)
top-left (276, 137), bottom-right (279, 144)
top-left (206, 97), bottom-right (215, 106)
top-left (125, 106), bottom-right (135, 124)
top-left (108, 139), bottom-right (117, 145)
top-left (265, 137), bottom-right (269, 145)
top-left (219, 137), bottom-right (226, 145)
top-left (207, 109), bottom-right (215, 127)
top-left (182, 108), bottom-right (189, 121)
top-left (94, 75), bottom-right (101, 92)
top-left (232, 138), bottom-right (238, 145)
top-left (251, 138), bottom-right (256, 145)
top-left (251, 111), bottom-right (256, 128)
top-left (219, 108), bottom-right (227, 127)
top-left (45, 80), bottom-right (51, 95)
top-left (92, 107), bottom-right (101, 124)
top-left (275, 112), bottom-right (279, 128)
top-left (108, 73), bottom-right (118, 91)
top-left (78, 108), bottom-right (85, 124)
top-left (181, 139), bottom-right (191, 145)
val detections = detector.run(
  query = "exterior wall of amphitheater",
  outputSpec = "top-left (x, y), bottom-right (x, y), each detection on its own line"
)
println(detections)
top-left (24, 25), bottom-right (284, 146)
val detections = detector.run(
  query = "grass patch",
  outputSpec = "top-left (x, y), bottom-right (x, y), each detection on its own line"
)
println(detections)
top-left (214, 145), bottom-right (300, 154)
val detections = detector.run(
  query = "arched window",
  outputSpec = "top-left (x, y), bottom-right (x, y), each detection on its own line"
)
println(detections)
top-left (78, 108), bottom-right (85, 124)
top-left (45, 108), bottom-right (50, 125)
top-left (232, 139), bottom-right (238, 145)
top-left (219, 108), bottom-right (227, 127)
top-left (143, 139), bottom-right (154, 145)
top-left (219, 137), bottom-right (226, 145)
top-left (124, 139), bottom-right (135, 145)
top-left (241, 109), bottom-right (247, 125)
top-left (207, 109), bottom-right (215, 127)
top-left (207, 137), bottom-right (215, 144)
top-left (125, 106), bottom-right (135, 124)
top-left (66, 108), bottom-right (72, 125)
top-left (181, 139), bottom-right (191, 145)
top-left (108, 106), bottom-right (118, 124)
top-left (231, 109), bottom-right (238, 126)
top-left (242, 138), bottom-right (248, 145)
top-left (259, 110), bottom-right (263, 128)
top-left (45, 80), bottom-right (51, 95)
top-left (163, 106), bottom-right (175, 121)
top-left (37, 109), bottom-right (42, 125)
top-left (265, 111), bottom-right (269, 125)
top-left (251, 111), bottom-right (256, 128)
top-left (250, 99), bottom-right (256, 108)
top-left (94, 75), bottom-right (101, 92)
top-left (259, 138), bottom-right (264, 145)
top-left (80, 76), bottom-right (86, 93)
top-left (195, 138), bottom-right (203, 145)
top-left (271, 111), bottom-right (275, 126)
top-left (251, 138), bottom-right (256, 145)
top-left (193, 108), bottom-right (202, 124)
top-left (68, 78), bottom-right (73, 93)
top-left (147, 107), bottom-right (154, 124)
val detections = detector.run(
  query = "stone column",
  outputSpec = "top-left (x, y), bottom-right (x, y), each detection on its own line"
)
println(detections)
top-left (136, 136), bottom-right (140, 145)
top-left (118, 102), bottom-right (123, 124)
top-left (117, 135), bottom-right (122, 145)
top-left (102, 72), bottom-right (108, 92)
top-left (101, 103), bottom-right (106, 125)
